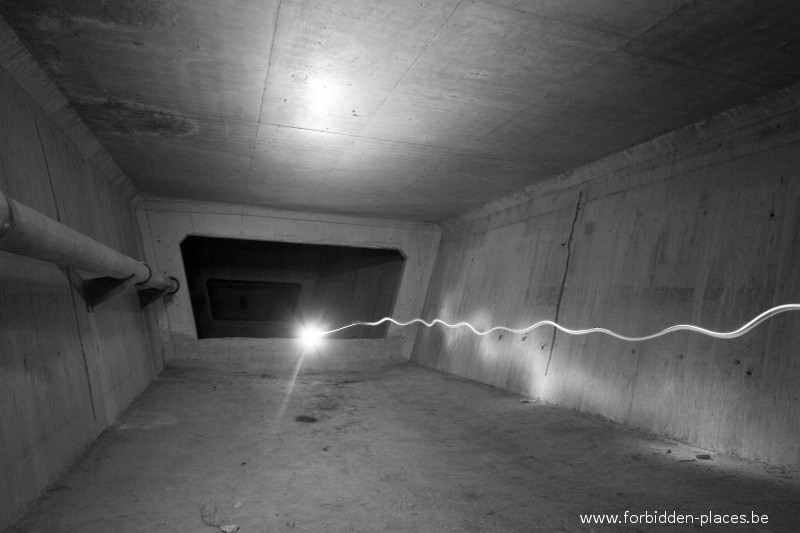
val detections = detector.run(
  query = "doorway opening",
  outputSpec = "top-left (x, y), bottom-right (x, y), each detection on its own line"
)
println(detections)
top-left (180, 236), bottom-right (405, 339)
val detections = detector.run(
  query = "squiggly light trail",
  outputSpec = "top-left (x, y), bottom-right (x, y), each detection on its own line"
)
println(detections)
top-left (317, 304), bottom-right (800, 342)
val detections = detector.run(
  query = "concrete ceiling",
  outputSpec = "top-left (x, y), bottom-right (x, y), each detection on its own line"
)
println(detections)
top-left (3, 1), bottom-right (799, 222)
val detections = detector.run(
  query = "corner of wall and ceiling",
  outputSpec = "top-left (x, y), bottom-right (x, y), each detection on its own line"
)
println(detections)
top-left (0, 16), bottom-right (141, 206)
top-left (440, 80), bottom-right (800, 232)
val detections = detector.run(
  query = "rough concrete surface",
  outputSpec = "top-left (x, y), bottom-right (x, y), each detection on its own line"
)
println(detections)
top-left (413, 88), bottom-right (800, 467)
top-left (6, 360), bottom-right (799, 532)
top-left (0, 34), bottom-right (162, 529)
top-left (4, 2), bottom-right (799, 221)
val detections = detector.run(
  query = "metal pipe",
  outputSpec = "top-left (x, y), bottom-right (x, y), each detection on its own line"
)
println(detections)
top-left (0, 189), bottom-right (177, 294)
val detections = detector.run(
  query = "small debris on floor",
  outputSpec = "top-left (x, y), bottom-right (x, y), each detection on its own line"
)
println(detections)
top-left (220, 524), bottom-right (239, 533)
top-left (696, 454), bottom-right (712, 460)
top-left (199, 501), bottom-right (223, 527)
top-left (13, 364), bottom-right (800, 533)
top-left (295, 415), bottom-right (318, 423)
top-left (334, 379), bottom-right (363, 386)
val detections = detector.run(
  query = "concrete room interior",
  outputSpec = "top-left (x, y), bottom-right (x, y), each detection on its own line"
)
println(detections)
top-left (1, 1), bottom-right (799, 531)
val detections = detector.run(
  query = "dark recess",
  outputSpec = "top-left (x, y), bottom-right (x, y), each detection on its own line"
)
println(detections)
top-left (181, 236), bottom-right (405, 339)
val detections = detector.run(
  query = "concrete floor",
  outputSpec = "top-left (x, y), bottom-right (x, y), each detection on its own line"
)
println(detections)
top-left (6, 359), bottom-right (800, 533)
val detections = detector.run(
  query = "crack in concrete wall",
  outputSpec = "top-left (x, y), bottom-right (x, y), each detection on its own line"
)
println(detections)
top-left (545, 190), bottom-right (582, 376)
top-left (34, 117), bottom-right (98, 423)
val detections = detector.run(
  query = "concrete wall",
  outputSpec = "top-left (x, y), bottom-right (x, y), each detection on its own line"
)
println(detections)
top-left (412, 85), bottom-right (800, 466)
top-left (309, 250), bottom-right (406, 339)
top-left (137, 199), bottom-right (441, 367)
top-left (0, 25), bottom-right (160, 529)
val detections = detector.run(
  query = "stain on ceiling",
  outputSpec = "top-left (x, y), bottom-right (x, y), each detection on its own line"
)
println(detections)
top-left (2, 0), bottom-right (799, 222)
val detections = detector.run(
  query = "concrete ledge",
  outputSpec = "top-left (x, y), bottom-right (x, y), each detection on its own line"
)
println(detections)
top-left (139, 197), bottom-right (441, 234)
top-left (172, 335), bottom-right (406, 373)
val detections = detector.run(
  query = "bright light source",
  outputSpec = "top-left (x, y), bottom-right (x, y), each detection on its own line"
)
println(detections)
top-left (303, 75), bottom-right (344, 131)
top-left (298, 325), bottom-right (324, 349)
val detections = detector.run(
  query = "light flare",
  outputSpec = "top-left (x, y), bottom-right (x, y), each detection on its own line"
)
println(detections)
top-left (298, 325), bottom-right (324, 350)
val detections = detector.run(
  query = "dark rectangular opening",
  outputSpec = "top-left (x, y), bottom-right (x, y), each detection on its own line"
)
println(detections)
top-left (180, 236), bottom-right (405, 339)
top-left (207, 279), bottom-right (302, 322)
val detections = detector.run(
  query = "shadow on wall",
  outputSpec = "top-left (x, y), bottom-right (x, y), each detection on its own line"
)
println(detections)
top-left (179, 236), bottom-right (405, 339)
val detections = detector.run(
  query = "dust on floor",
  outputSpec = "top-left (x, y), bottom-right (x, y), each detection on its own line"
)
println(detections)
top-left (6, 361), bottom-right (800, 532)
